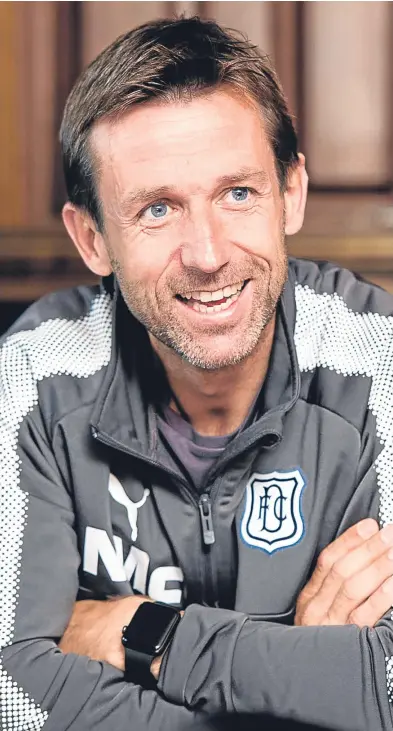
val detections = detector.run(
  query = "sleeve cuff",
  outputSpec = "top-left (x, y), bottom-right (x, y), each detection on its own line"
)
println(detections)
top-left (157, 603), bottom-right (247, 712)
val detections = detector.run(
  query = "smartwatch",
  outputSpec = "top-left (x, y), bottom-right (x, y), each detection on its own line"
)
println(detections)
top-left (122, 601), bottom-right (181, 687)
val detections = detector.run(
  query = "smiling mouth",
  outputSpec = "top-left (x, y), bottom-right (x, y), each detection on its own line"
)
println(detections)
top-left (176, 280), bottom-right (249, 313)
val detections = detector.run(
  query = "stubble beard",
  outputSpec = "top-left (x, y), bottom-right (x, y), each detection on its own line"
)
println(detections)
top-left (112, 246), bottom-right (288, 372)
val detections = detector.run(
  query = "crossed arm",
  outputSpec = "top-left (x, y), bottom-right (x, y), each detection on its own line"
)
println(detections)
top-left (60, 517), bottom-right (393, 678)
top-left (3, 500), bottom-right (393, 731)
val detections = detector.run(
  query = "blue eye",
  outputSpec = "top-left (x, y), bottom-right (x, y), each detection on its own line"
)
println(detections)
top-left (148, 202), bottom-right (168, 218)
top-left (231, 187), bottom-right (249, 202)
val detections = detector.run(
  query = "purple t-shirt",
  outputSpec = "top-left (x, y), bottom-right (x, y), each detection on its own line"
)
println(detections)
top-left (157, 399), bottom-right (258, 492)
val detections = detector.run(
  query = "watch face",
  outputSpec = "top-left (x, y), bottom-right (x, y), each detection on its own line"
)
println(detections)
top-left (122, 602), bottom-right (180, 655)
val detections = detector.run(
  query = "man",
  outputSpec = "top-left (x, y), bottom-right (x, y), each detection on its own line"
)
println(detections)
top-left (1, 15), bottom-right (393, 731)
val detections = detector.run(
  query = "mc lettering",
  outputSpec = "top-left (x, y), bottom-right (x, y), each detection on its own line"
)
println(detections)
top-left (83, 527), bottom-right (183, 603)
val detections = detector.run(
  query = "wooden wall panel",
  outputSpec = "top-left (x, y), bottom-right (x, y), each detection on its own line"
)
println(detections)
top-left (0, 1), bottom-right (392, 305)
top-left (82, 1), bottom-right (168, 66)
top-left (303, 1), bottom-right (392, 187)
top-left (0, 3), bottom-right (25, 225)
top-left (52, 2), bottom-right (81, 214)
top-left (171, 2), bottom-right (200, 17)
top-left (272, 2), bottom-right (300, 122)
top-left (203, 2), bottom-right (274, 57)
top-left (19, 2), bottom-right (58, 226)
top-left (81, 1), bottom-right (205, 67)
top-left (82, 1), bottom-right (274, 69)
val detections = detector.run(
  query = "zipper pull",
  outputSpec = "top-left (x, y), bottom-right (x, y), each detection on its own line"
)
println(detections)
top-left (199, 493), bottom-right (215, 546)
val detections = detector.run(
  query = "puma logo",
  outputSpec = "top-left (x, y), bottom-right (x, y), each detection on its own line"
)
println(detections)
top-left (108, 473), bottom-right (150, 542)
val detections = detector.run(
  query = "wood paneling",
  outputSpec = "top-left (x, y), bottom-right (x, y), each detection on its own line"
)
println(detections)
top-left (303, 1), bottom-right (392, 187)
top-left (82, 1), bottom-right (168, 66)
top-left (0, 3), bottom-right (24, 225)
top-left (170, 2), bottom-right (200, 17)
top-left (18, 2), bottom-right (58, 226)
top-left (300, 193), bottom-right (393, 237)
top-left (204, 2), bottom-right (274, 57)
top-left (0, 226), bottom-right (96, 302)
top-left (272, 2), bottom-right (301, 122)
top-left (0, 1), bottom-right (392, 305)
top-left (52, 2), bottom-right (81, 214)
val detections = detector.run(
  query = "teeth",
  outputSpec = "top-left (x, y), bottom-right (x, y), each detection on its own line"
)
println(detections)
top-left (212, 289), bottom-right (224, 301)
top-left (182, 281), bottom-right (244, 303)
top-left (200, 291), bottom-right (213, 302)
top-left (190, 290), bottom-right (241, 313)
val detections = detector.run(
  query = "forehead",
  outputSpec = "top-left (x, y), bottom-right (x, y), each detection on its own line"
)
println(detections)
top-left (91, 88), bottom-right (275, 196)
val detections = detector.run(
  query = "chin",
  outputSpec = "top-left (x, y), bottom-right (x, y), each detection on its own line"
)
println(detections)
top-left (178, 339), bottom-right (258, 371)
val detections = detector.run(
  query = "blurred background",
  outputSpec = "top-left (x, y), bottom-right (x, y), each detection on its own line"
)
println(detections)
top-left (1, 0), bottom-right (392, 334)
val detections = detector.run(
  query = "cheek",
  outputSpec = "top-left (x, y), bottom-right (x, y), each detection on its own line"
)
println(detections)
top-left (223, 209), bottom-right (281, 260)
top-left (112, 229), bottom-right (174, 287)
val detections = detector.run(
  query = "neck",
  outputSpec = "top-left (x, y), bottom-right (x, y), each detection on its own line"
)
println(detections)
top-left (150, 315), bottom-right (276, 437)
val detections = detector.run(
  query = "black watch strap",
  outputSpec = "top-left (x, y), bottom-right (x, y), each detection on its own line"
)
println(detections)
top-left (122, 602), bottom-right (181, 687)
top-left (124, 646), bottom-right (156, 688)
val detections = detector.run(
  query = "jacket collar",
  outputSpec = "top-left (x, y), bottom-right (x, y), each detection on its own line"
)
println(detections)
top-left (91, 266), bottom-right (301, 462)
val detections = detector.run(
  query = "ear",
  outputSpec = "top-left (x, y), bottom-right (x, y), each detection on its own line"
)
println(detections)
top-left (62, 203), bottom-right (112, 276)
top-left (283, 153), bottom-right (308, 236)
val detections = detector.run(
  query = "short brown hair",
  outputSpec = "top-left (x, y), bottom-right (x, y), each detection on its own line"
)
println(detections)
top-left (60, 16), bottom-right (298, 231)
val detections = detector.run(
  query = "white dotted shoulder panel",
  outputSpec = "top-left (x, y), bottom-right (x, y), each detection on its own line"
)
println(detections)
top-left (295, 283), bottom-right (393, 702)
top-left (0, 293), bottom-right (112, 729)
top-left (0, 665), bottom-right (48, 730)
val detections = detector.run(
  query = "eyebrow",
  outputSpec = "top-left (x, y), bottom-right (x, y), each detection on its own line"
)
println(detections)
top-left (119, 167), bottom-right (270, 212)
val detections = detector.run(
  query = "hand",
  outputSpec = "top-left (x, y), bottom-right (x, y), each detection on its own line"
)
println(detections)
top-left (295, 518), bottom-right (393, 627)
top-left (150, 655), bottom-right (162, 680)
top-left (59, 594), bottom-right (151, 671)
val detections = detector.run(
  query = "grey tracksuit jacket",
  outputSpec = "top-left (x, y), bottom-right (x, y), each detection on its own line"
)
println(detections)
top-left (1, 257), bottom-right (393, 731)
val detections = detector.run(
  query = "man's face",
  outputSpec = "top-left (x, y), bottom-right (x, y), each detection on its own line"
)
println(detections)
top-left (92, 88), bottom-right (288, 370)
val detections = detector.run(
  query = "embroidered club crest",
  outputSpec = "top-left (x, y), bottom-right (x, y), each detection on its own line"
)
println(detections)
top-left (240, 469), bottom-right (306, 554)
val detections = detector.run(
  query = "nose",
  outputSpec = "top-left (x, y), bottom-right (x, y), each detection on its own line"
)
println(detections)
top-left (180, 206), bottom-right (231, 273)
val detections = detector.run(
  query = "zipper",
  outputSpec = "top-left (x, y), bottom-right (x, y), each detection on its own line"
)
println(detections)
top-left (92, 420), bottom-right (280, 551)
top-left (194, 428), bottom-right (282, 607)
top-left (92, 427), bottom-right (218, 600)
top-left (93, 426), bottom-right (274, 606)
top-left (92, 427), bottom-right (219, 546)
top-left (199, 488), bottom-right (218, 606)
top-left (92, 426), bottom-right (268, 607)
top-left (198, 472), bottom-right (228, 606)
top-left (198, 493), bottom-right (215, 545)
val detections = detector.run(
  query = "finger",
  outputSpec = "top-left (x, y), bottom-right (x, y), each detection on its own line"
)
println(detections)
top-left (313, 524), bottom-right (393, 613)
top-left (325, 544), bottom-right (393, 624)
top-left (346, 574), bottom-right (393, 628)
top-left (302, 519), bottom-right (379, 600)
top-left (298, 524), bottom-right (393, 625)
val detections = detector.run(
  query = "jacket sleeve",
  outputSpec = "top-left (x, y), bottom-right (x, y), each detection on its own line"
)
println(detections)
top-left (0, 341), bottom-right (201, 731)
top-left (158, 602), bottom-right (393, 731)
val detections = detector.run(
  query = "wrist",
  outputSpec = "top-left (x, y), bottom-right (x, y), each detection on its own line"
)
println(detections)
top-left (150, 654), bottom-right (163, 680)
top-left (122, 602), bottom-right (182, 686)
